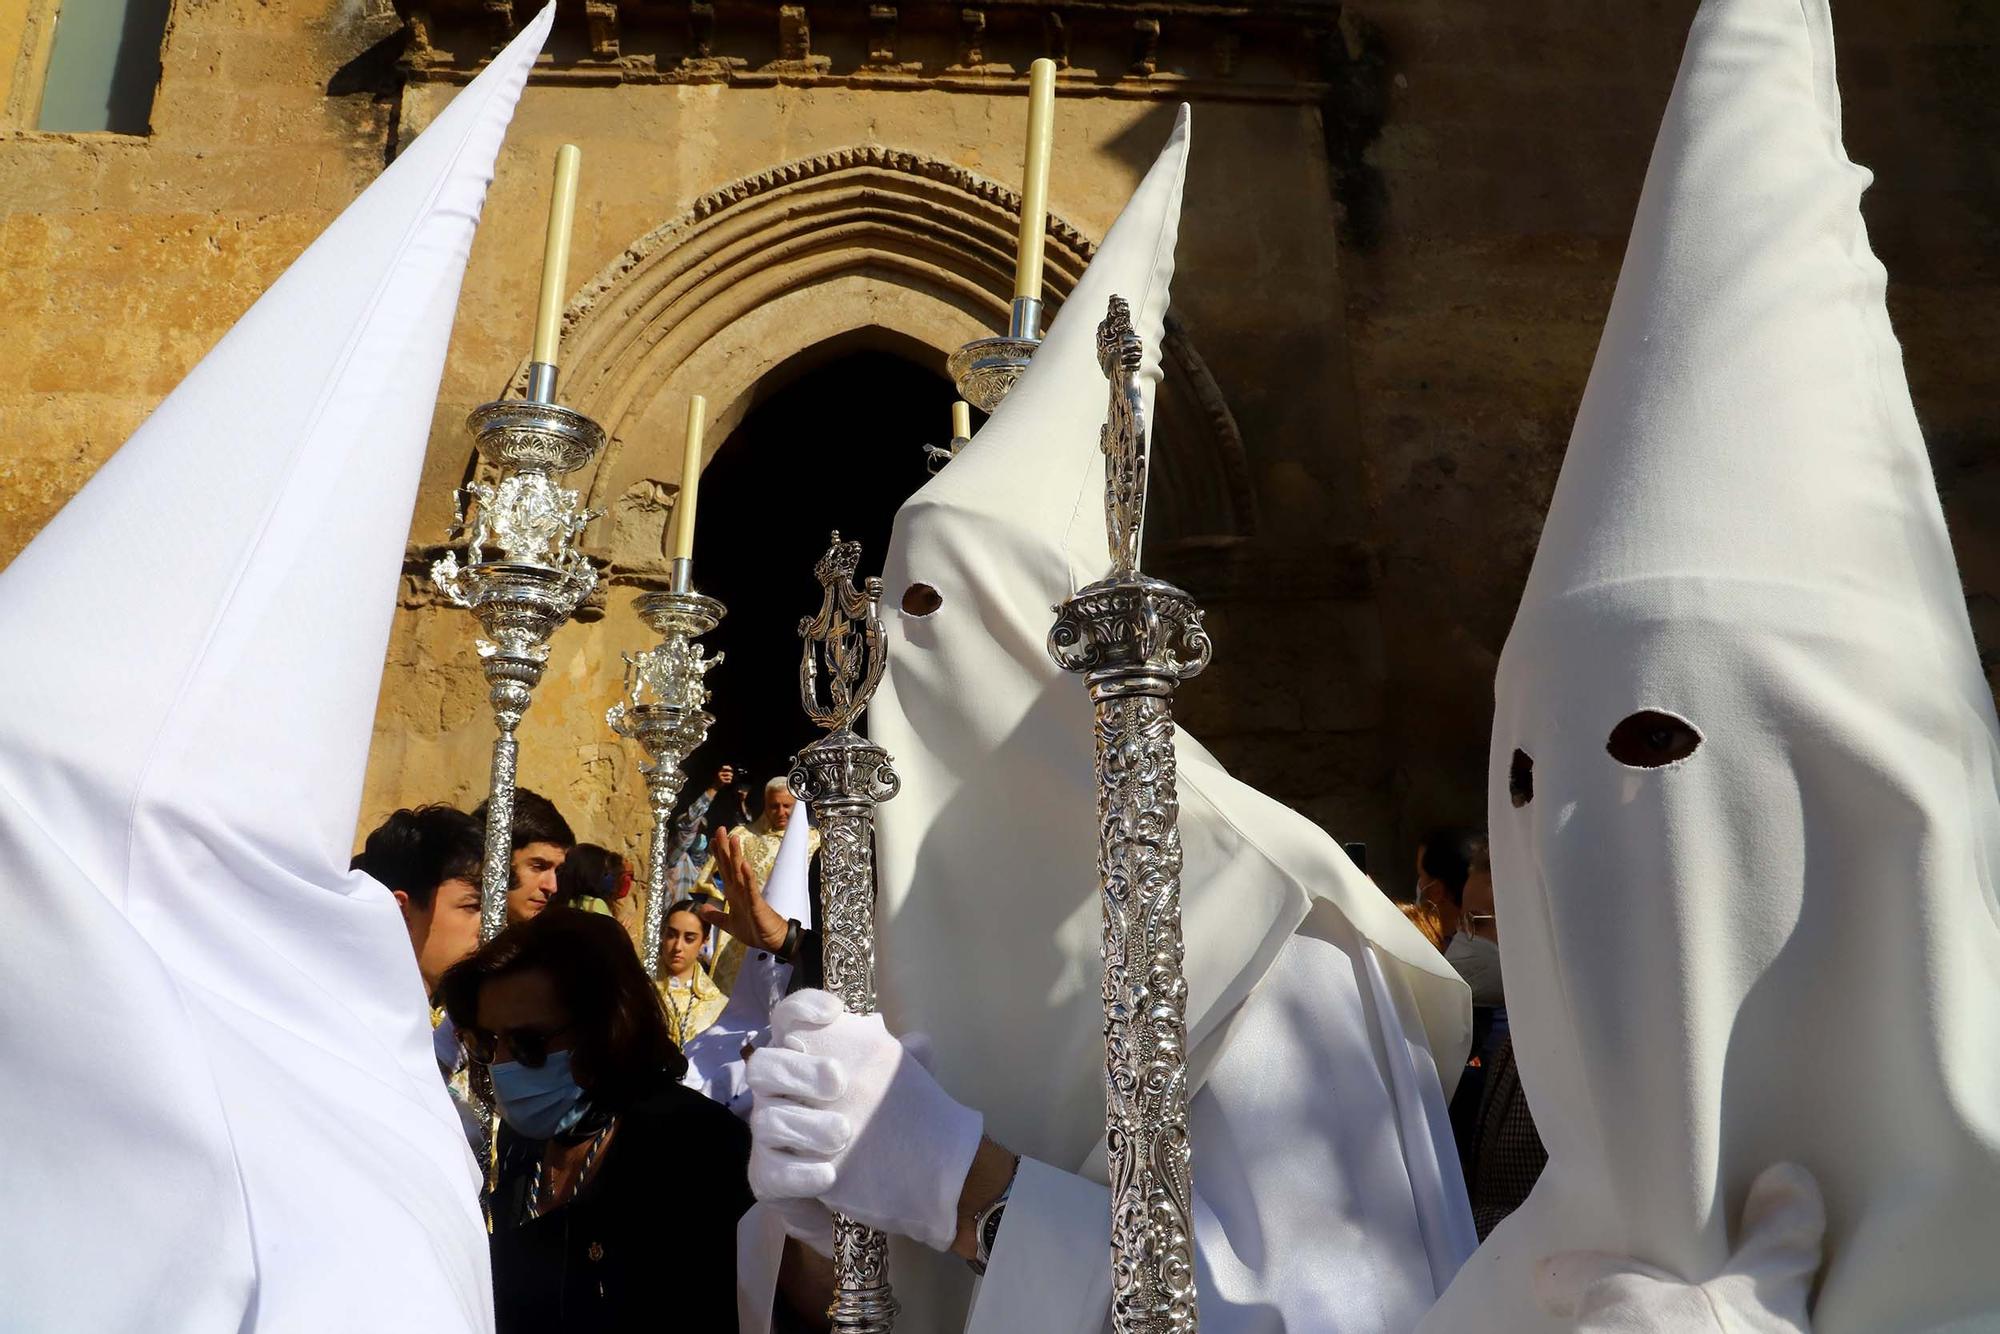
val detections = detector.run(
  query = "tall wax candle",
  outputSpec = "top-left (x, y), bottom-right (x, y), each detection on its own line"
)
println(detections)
top-left (1014, 59), bottom-right (1057, 301)
top-left (672, 393), bottom-right (708, 562)
top-left (530, 145), bottom-right (583, 368)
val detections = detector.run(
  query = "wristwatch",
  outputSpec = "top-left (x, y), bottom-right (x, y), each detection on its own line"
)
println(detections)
top-left (968, 1176), bottom-right (1013, 1276)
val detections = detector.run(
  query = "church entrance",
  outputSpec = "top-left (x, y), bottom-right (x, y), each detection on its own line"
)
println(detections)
top-left (678, 341), bottom-right (957, 813)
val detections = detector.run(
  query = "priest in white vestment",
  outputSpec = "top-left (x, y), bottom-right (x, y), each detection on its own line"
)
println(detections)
top-left (0, 11), bottom-right (550, 1329)
top-left (742, 107), bottom-right (1479, 1334)
top-left (1418, 1), bottom-right (2000, 1331)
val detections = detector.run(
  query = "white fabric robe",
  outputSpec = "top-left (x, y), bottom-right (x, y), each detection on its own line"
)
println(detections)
top-left (963, 909), bottom-right (1473, 1334)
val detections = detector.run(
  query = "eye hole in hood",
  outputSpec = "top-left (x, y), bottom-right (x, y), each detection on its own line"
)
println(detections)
top-left (1606, 709), bottom-right (1703, 769)
top-left (1509, 749), bottom-right (1535, 808)
top-left (901, 582), bottom-right (943, 617)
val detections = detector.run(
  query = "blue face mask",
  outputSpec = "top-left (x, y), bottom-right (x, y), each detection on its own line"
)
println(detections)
top-left (490, 1049), bottom-right (591, 1139)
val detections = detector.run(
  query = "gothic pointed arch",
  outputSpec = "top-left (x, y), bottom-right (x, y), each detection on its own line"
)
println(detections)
top-left (491, 146), bottom-right (1254, 580)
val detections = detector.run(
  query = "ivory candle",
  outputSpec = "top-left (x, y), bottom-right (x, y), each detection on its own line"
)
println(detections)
top-left (952, 400), bottom-right (972, 440)
top-left (1013, 59), bottom-right (1057, 301)
top-left (530, 145), bottom-right (582, 368)
top-left (672, 393), bottom-right (708, 562)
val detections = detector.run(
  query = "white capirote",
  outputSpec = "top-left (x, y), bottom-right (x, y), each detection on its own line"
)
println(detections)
top-left (0, 9), bottom-right (550, 1330)
top-left (778, 105), bottom-right (1478, 1333)
top-left (1419, 1), bottom-right (2000, 1331)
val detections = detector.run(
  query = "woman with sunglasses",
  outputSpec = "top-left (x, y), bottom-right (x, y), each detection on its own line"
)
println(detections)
top-left (440, 910), bottom-right (752, 1332)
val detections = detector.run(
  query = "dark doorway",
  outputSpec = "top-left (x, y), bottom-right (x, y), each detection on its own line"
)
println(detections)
top-left (680, 342), bottom-right (957, 822)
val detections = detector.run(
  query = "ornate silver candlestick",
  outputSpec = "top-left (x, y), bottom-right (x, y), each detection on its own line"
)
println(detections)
top-left (948, 295), bottom-right (1042, 413)
top-left (608, 560), bottom-right (725, 977)
top-left (789, 534), bottom-right (902, 1334)
top-left (433, 396), bottom-right (606, 944)
top-left (1048, 297), bottom-right (1211, 1334)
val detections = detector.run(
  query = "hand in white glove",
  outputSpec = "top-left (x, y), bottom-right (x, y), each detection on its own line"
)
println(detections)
top-left (1537, 1163), bottom-right (1825, 1333)
top-left (746, 989), bottom-right (983, 1252)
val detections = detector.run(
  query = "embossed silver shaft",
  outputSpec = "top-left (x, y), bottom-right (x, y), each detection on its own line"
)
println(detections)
top-left (1049, 296), bottom-right (1210, 1334)
top-left (792, 533), bottom-right (902, 1333)
top-left (479, 733), bottom-right (519, 944)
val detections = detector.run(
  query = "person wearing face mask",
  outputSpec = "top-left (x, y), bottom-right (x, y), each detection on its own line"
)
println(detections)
top-left (441, 909), bottom-right (751, 1333)
top-left (1444, 856), bottom-right (1502, 1010)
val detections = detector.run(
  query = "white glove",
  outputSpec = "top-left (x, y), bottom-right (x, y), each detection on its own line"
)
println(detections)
top-left (1537, 1163), bottom-right (1826, 1333)
top-left (746, 989), bottom-right (983, 1252)
top-left (766, 1196), bottom-right (834, 1258)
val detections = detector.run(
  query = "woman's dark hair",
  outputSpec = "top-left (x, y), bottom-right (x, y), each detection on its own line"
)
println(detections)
top-left (665, 899), bottom-right (706, 923)
top-left (703, 785), bottom-right (751, 839)
top-left (1417, 826), bottom-right (1489, 907)
top-left (439, 910), bottom-right (686, 1102)
top-left (352, 805), bottom-right (483, 910)
top-left (471, 787), bottom-right (575, 853)
top-left (552, 843), bottom-right (628, 908)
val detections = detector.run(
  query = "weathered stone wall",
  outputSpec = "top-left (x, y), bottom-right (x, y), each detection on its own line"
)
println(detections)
top-left (1343, 0), bottom-right (1999, 859)
top-left (2, 0), bottom-right (1992, 889)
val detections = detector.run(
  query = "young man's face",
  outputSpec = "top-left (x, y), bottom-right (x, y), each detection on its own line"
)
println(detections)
top-left (506, 841), bottom-right (566, 923)
top-left (415, 877), bottom-right (483, 995)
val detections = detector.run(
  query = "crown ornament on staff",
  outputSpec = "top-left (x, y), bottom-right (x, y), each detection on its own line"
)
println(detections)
top-left (1048, 294), bottom-right (1210, 1334)
top-left (798, 533), bottom-right (891, 734)
top-left (789, 531), bottom-right (902, 1332)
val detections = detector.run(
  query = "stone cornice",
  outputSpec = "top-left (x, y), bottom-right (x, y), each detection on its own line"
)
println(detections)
top-left (396, 0), bottom-right (1344, 104)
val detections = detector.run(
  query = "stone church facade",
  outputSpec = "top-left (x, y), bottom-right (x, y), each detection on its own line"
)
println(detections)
top-left (1, 0), bottom-right (1993, 880)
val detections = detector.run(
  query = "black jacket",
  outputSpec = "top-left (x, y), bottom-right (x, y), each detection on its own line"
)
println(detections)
top-left (491, 1074), bottom-right (753, 1333)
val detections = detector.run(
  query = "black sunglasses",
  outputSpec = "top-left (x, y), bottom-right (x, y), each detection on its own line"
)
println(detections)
top-left (460, 1023), bottom-right (571, 1069)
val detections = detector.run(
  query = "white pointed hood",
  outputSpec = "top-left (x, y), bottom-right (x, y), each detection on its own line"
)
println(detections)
top-left (1422, 2), bottom-right (2000, 1331)
top-left (872, 109), bottom-right (1470, 1326)
top-left (0, 9), bottom-right (550, 1329)
top-left (684, 806), bottom-right (813, 1112)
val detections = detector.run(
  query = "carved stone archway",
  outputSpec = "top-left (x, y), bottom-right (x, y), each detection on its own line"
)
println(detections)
top-left (496, 146), bottom-right (1255, 580)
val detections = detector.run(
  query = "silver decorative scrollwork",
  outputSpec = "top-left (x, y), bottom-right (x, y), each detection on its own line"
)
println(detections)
top-left (1048, 294), bottom-right (1208, 1334)
top-left (789, 531), bottom-right (902, 1334)
top-left (608, 586), bottom-right (726, 976)
top-left (431, 396), bottom-right (606, 946)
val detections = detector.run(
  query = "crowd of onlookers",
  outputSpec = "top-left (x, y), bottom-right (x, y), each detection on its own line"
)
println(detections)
top-left (352, 777), bottom-right (1543, 1332)
top-left (352, 769), bottom-right (832, 1333)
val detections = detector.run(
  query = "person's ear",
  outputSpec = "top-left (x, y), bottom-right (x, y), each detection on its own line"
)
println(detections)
top-left (390, 888), bottom-right (411, 918)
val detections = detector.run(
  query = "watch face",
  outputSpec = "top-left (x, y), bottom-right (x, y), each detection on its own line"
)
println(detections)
top-left (981, 1202), bottom-right (1006, 1252)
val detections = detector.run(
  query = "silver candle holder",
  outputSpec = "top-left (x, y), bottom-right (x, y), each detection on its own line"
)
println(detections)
top-left (789, 533), bottom-right (902, 1334)
top-left (1047, 297), bottom-right (1211, 1334)
top-left (922, 426), bottom-right (975, 474)
top-left (433, 390), bottom-right (606, 944)
top-left (947, 294), bottom-right (1042, 413)
top-left (608, 558), bottom-right (725, 978)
